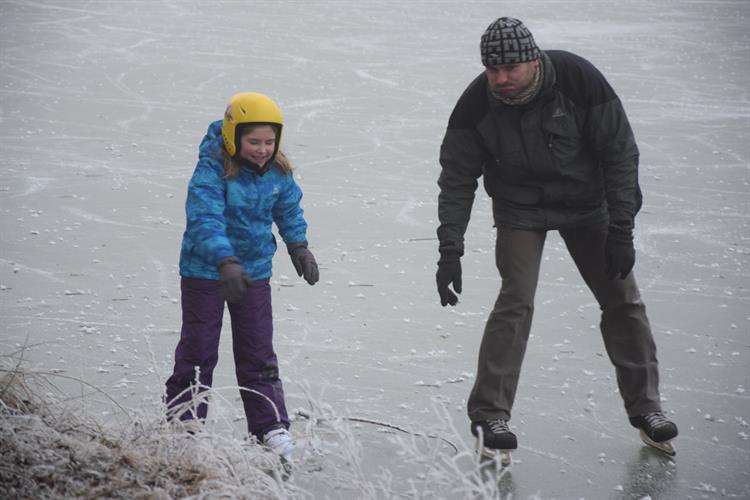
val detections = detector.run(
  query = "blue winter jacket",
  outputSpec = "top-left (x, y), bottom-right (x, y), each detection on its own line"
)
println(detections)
top-left (179, 120), bottom-right (308, 280)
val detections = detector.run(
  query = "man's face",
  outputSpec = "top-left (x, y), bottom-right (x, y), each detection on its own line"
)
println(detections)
top-left (485, 59), bottom-right (539, 97)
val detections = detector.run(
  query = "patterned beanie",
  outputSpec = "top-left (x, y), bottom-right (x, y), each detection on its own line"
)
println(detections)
top-left (480, 17), bottom-right (541, 66)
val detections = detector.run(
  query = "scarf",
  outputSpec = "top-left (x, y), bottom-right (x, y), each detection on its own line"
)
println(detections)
top-left (491, 58), bottom-right (545, 106)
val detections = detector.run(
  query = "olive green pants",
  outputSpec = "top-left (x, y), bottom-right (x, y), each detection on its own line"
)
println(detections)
top-left (467, 224), bottom-right (662, 422)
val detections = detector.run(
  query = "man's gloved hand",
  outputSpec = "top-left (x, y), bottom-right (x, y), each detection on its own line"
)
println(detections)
top-left (218, 256), bottom-right (252, 303)
top-left (436, 251), bottom-right (462, 306)
top-left (287, 242), bottom-right (319, 285)
top-left (605, 225), bottom-right (635, 280)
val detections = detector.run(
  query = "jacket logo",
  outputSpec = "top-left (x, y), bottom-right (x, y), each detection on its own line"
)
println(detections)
top-left (551, 108), bottom-right (566, 118)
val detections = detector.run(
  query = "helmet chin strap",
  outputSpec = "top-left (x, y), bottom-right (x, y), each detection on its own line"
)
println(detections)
top-left (236, 153), bottom-right (276, 176)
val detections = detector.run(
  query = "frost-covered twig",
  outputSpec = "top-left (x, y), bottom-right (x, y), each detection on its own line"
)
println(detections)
top-left (294, 409), bottom-right (460, 455)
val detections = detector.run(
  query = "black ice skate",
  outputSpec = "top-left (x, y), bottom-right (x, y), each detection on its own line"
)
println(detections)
top-left (471, 419), bottom-right (517, 466)
top-left (629, 412), bottom-right (678, 456)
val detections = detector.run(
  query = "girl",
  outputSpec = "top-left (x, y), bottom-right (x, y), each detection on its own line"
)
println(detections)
top-left (165, 92), bottom-right (318, 461)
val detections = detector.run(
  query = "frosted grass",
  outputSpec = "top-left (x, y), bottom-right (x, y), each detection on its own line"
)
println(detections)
top-left (1, 352), bottom-right (542, 499)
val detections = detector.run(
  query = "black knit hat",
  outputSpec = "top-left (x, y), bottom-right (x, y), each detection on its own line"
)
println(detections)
top-left (480, 17), bottom-right (541, 66)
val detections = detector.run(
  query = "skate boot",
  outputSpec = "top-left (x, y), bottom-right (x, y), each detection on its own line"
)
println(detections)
top-left (629, 412), bottom-right (678, 456)
top-left (471, 419), bottom-right (517, 466)
top-left (263, 427), bottom-right (295, 472)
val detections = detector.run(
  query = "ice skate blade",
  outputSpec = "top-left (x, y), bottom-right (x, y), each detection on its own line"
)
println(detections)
top-left (479, 446), bottom-right (512, 467)
top-left (639, 430), bottom-right (676, 456)
top-left (280, 456), bottom-right (293, 478)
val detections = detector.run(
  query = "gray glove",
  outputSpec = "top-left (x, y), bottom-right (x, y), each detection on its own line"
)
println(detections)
top-left (287, 242), bottom-right (319, 285)
top-left (218, 256), bottom-right (251, 303)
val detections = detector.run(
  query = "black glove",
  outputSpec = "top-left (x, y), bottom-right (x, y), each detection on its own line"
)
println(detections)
top-left (218, 256), bottom-right (252, 303)
top-left (605, 225), bottom-right (635, 280)
top-left (287, 242), bottom-right (319, 285)
top-left (436, 251), bottom-right (462, 306)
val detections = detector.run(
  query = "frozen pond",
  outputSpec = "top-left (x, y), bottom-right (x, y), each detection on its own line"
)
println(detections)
top-left (1, 1), bottom-right (748, 498)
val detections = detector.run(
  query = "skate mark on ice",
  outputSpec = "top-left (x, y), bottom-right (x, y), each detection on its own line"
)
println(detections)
top-left (395, 197), bottom-right (421, 227)
top-left (354, 69), bottom-right (399, 87)
top-left (0, 259), bottom-right (65, 283)
top-left (65, 206), bottom-right (155, 230)
top-left (664, 384), bottom-right (749, 400)
top-left (16, 177), bottom-right (55, 198)
top-left (519, 444), bottom-right (597, 475)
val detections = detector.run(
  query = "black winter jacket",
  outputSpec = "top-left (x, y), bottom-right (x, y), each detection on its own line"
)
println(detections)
top-left (437, 50), bottom-right (641, 255)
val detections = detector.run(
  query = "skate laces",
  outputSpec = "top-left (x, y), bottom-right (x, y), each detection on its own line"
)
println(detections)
top-left (643, 412), bottom-right (670, 428)
top-left (487, 419), bottom-right (511, 435)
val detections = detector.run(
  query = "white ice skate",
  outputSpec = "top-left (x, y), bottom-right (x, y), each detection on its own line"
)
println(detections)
top-left (263, 427), bottom-right (295, 472)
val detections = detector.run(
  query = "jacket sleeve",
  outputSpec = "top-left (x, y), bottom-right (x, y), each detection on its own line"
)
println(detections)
top-left (586, 96), bottom-right (642, 229)
top-left (184, 157), bottom-right (235, 265)
top-left (553, 51), bottom-right (642, 230)
top-left (273, 174), bottom-right (308, 244)
top-left (437, 124), bottom-right (484, 256)
top-left (437, 74), bottom-right (489, 255)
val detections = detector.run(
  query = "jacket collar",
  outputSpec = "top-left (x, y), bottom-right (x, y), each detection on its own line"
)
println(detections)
top-left (536, 51), bottom-right (557, 100)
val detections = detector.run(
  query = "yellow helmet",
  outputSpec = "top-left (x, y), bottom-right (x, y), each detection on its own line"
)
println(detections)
top-left (221, 92), bottom-right (284, 157)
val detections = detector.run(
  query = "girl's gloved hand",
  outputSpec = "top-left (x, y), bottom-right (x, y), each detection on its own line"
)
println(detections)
top-left (287, 242), bottom-right (319, 285)
top-left (218, 256), bottom-right (252, 302)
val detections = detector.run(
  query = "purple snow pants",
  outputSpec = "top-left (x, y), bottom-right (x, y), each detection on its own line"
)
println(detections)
top-left (164, 277), bottom-right (289, 438)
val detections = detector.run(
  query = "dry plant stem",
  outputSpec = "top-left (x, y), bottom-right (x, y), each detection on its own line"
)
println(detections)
top-left (8, 369), bottom-right (133, 422)
top-left (294, 408), bottom-right (460, 455)
top-left (164, 383), bottom-right (283, 428)
top-left (0, 333), bottom-right (30, 399)
top-left (345, 416), bottom-right (460, 455)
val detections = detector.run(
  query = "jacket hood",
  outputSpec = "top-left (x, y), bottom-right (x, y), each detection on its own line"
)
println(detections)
top-left (199, 120), bottom-right (225, 161)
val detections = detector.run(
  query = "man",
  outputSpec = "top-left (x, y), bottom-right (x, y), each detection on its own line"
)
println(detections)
top-left (435, 17), bottom-right (678, 460)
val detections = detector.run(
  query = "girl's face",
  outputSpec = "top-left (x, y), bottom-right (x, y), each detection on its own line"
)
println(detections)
top-left (238, 125), bottom-right (277, 167)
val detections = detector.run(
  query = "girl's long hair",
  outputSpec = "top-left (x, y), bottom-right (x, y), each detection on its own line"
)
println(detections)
top-left (222, 124), bottom-right (293, 179)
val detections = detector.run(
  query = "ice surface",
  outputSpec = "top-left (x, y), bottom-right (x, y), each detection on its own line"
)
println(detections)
top-left (1, 0), bottom-right (748, 498)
